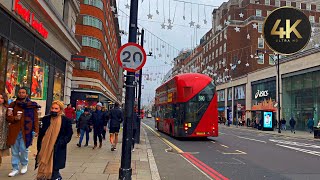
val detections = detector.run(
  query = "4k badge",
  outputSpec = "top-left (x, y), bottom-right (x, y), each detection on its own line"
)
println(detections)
top-left (263, 7), bottom-right (311, 55)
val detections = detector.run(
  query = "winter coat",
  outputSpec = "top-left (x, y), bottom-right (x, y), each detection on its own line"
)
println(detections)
top-left (78, 113), bottom-right (91, 130)
top-left (6, 98), bottom-right (39, 148)
top-left (36, 115), bottom-right (73, 170)
top-left (64, 107), bottom-right (75, 120)
top-left (307, 119), bottom-right (314, 128)
top-left (75, 110), bottom-right (84, 121)
top-left (88, 110), bottom-right (108, 133)
top-left (289, 118), bottom-right (296, 127)
top-left (133, 112), bottom-right (139, 130)
top-left (109, 107), bottom-right (124, 128)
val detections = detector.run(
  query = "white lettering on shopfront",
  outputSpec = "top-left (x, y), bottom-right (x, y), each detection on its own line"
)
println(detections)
top-left (255, 90), bottom-right (269, 99)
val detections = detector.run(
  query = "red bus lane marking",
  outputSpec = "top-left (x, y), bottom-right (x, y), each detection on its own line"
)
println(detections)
top-left (183, 153), bottom-right (229, 180)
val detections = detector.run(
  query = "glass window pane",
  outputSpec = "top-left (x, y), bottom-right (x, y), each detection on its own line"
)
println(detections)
top-left (53, 69), bottom-right (65, 101)
top-left (0, 37), bottom-right (8, 93)
top-left (6, 43), bottom-right (32, 103)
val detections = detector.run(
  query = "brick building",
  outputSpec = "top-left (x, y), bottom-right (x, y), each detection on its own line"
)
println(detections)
top-left (71, 0), bottom-right (123, 108)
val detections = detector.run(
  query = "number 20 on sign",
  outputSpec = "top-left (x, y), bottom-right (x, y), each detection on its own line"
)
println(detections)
top-left (116, 43), bottom-right (147, 72)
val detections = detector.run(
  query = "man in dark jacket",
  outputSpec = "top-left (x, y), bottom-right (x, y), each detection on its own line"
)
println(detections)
top-left (89, 103), bottom-right (108, 149)
top-left (109, 102), bottom-right (124, 151)
top-left (77, 108), bottom-right (91, 147)
top-left (289, 117), bottom-right (296, 134)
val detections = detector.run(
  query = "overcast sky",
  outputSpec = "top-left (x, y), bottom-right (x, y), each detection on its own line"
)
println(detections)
top-left (117, 0), bottom-right (227, 106)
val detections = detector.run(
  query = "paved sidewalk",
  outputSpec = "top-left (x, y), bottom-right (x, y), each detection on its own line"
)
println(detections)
top-left (222, 124), bottom-right (319, 140)
top-left (0, 126), bottom-right (160, 180)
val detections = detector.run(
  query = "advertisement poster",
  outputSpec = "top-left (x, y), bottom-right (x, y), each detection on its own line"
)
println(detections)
top-left (263, 112), bottom-right (273, 128)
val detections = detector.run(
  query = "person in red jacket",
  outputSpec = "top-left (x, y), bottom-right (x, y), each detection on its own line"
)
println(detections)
top-left (64, 104), bottom-right (75, 123)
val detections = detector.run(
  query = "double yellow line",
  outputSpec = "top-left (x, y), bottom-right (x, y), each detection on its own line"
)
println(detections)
top-left (142, 122), bottom-right (184, 154)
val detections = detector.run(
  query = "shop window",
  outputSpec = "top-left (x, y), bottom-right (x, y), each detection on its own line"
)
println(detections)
top-left (83, 0), bottom-right (103, 10)
top-left (53, 69), bottom-right (65, 101)
top-left (5, 43), bottom-right (32, 103)
top-left (83, 15), bottom-right (103, 30)
top-left (31, 56), bottom-right (49, 117)
top-left (0, 36), bottom-right (8, 93)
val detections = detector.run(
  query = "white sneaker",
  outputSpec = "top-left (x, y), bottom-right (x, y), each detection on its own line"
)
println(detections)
top-left (8, 170), bottom-right (19, 177)
top-left (20, 165), bottom-right (28, 174)
top-left (132, 148), bottom-right (135, 152)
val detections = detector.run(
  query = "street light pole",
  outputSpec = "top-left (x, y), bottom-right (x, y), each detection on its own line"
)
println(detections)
top-left (119, 0), bottom-right (139, 179)
top-left (277, 53), bottom-right (281, 133)
top-left (136, 28), bottom-right (144, 144)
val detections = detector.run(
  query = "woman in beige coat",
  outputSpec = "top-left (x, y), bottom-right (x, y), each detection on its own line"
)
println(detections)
top-left (0, 92), bottom-right (10, 166)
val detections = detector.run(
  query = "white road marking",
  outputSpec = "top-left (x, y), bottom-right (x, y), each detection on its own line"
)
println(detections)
top-left (269, 139), bottom-right (320, 149)
top-left (276, 144), bottom-right (320, 157)
top-left (232, 158), bottom-right (246, 165)
top-left (237, 136), bottom-right (267, 143)
top-left (220, 144), bottom-right (229, 148)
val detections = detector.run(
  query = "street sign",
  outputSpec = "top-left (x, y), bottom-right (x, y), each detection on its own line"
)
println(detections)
top-left (117, 42), bottom-right (147, 72)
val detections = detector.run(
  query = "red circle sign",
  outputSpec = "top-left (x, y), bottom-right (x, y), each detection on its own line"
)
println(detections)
top-left (116, 43), bottom-right (147, 72)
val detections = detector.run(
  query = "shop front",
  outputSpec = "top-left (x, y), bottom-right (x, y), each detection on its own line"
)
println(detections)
top-left (227, 88), bottom-right (233, 125)
top-left (0, 8), bottom-right (66, 116)
top-left (282, 68), bottom-right (320, 130)
top-left (251, 78), bottom-right (277, 127)
top-left (71, 91), bottom-right (111, 109)
top-left (217, 90), bottom-right (226, 123)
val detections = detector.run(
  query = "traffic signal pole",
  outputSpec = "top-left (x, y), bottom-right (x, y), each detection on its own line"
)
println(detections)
top-left (119, 0), bottom-right (139, 179)
top-left (136, 29), bottom-right (144, 144)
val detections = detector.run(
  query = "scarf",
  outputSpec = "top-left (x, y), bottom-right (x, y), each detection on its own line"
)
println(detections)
top-left (16, 98), bottom-right (41, 148)
top-left (36, 115), bottom-right (62, 180)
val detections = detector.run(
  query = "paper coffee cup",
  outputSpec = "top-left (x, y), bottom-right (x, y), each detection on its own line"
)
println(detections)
top-left (17, 111), bottom-right (23, 117)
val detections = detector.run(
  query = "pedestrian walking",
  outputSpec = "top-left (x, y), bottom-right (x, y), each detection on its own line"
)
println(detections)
top-left (101, 106), bottom-right (108, 140)
top-left (35, 100), bottom-right (73, 180)
top-left (132, 106), bottom-right (139, 152)
top-left (64, 104), bottom-right (75, 124)
top-left (77, 108), bottom-right (91, 147)
top-left (289, 117), bottom-right (296, 134)
top-left (0, 93), bottom-right (10, 167)
top-left (75, 105), bottom-right (84, 137)
top-left (6, 87), bottom-right (40, 177)
top-left (307, 118), bottom-right (314, 133)
top-left (108, 102), bottom-right (124, 151)
top-left (281, 118), bottom-right (287, 130)
top-left (89, 103), bottom-right (108, 149)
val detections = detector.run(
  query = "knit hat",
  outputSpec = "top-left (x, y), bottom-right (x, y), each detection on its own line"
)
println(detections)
top-left (84, 108), bottom-right (90, 112)
top-left (96, 102), bottom-right (102, 107)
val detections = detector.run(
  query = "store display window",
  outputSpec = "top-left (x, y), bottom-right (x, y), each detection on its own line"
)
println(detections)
top-left (0, 36), bottom-right (8, 93)
top-left (53, 69), bottom-right (65, 101)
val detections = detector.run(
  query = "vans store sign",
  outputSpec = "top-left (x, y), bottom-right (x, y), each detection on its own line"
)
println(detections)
top-left (14, 0), bottom-right (49, 39)
top-left (255, 90), bottom-right (269, 99)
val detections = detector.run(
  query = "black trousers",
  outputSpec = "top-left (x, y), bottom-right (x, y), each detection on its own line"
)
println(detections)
top-left (102, 129), bottom-right (106, 139)
top-left (51, 169), bottom-right (62, 180)
top-left (93, 129), bottom-right (102, 146)
top-left (132, 129), bottom-right (137, 149)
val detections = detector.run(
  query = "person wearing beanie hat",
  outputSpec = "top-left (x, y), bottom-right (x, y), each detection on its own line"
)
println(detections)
top-left (88, 102), bottom-right (108, 149)
top-left (76, 108), bottom-right (91, 147)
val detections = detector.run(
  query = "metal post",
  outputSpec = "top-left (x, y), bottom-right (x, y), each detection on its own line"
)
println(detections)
top-left (136, 29), bottom-right (144, 144)
top-left (236, 105), bottom-right (238, 128)
top-left (119, 0), bottom-right (139, 179)
top-left (277, 54), bottom-right (281, 133)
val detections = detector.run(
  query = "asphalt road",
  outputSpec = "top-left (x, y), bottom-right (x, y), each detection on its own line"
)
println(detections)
top-left (142, 118), bottom-right (320, 180)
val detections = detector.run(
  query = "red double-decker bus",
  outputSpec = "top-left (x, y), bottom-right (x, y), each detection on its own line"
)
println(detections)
top-left (154, 73), bottom-right (218, 138)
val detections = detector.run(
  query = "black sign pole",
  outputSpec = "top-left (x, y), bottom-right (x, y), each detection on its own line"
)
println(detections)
top-left (119, 0), bottom-right (139, 179)
top-left (277, 53), bottom-right (281, 133)
top-left (136, 28), bottom-right (144, 144)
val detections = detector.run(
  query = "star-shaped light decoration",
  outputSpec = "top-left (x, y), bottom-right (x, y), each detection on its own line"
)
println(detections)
top-left (167, 23), bottom-right (173, 30)
top-left (252, 23), bottom-right (258, 29)
top-left (147, 14), bottom-right (153, 19)
top-left (159, 54), bottom-right (162, 57)
top-left (234, 27), bottom-right (240, 32)
top-left (225, 21), bottom-right (231, 26)
top-left (156, 48), bottom-right (159, 51)
top-left (114, 14), bottom-right (119, 18)
top-left (204, 19), bottom-right (207, 24)
top-left (310, 38), bottom-right (314, 42)
top-left (162, 45), bottom-right (165, 48)
top-left (189, 21), bottom-right (195, 27)
top-left (168, 19), bottom-right (172, 24)
top-left (247, 34), bottom-right (251, 39)
top-left (167, 54), bottom-right (170, 57)
top-left (161, 23), bottom-right (166, 29)
top-left (144, 40), bottom-right (147, 43)
top-left (245, 63), bottom-right (249, 67)
top-left (125, 4), bottom-right (130, 9)
top-left (124, 31), bottom-right (128, 36)
top-left (111, 6), bottom-right (116, 12)
top-left (216, 25), bottom-right (222, 31)
top-left (225, 68), bottom-right (229, 72)
top-left (156, 10), bottom-right (159, 15)
top-left (239, 13), bottom-right (244, 18)
top-left (250, 54), bottom-right (254, 58)
top-left (196, 24), bottom-right (201, 29)
top-left (213, 73), bottom-right (217, 77)
top-left (238, 60), bottom-right (241, 64)
top-left (183, 16), bottom-right (186, 20)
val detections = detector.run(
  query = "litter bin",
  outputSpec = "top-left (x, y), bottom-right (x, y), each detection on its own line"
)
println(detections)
top-left (314, 127), bottom-right (320, 139)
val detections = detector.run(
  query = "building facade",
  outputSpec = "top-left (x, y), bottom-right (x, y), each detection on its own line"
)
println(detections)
top-left (0, 0), bottom-right (81, 116)
top-left (71, 0), bottom-right (122, 108)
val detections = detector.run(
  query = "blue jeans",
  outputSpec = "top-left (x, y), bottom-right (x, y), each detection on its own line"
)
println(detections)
top-left (11, 131), bottom-right (28, 170)
top-left (79, 128), bottom-right (90, 145)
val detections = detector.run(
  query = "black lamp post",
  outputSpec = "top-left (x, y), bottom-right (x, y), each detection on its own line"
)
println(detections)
top-left (255, 50), bottom-right (281, 133)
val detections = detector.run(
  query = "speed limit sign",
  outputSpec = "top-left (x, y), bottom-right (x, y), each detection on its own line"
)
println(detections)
top-left (116, 43), bottom-right (147, 72)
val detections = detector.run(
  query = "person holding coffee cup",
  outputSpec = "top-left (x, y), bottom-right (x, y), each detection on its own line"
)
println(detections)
top-left (6, 87), bottom-right (40, 177)
top-left (0, 92), bottom-right (10, 167)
